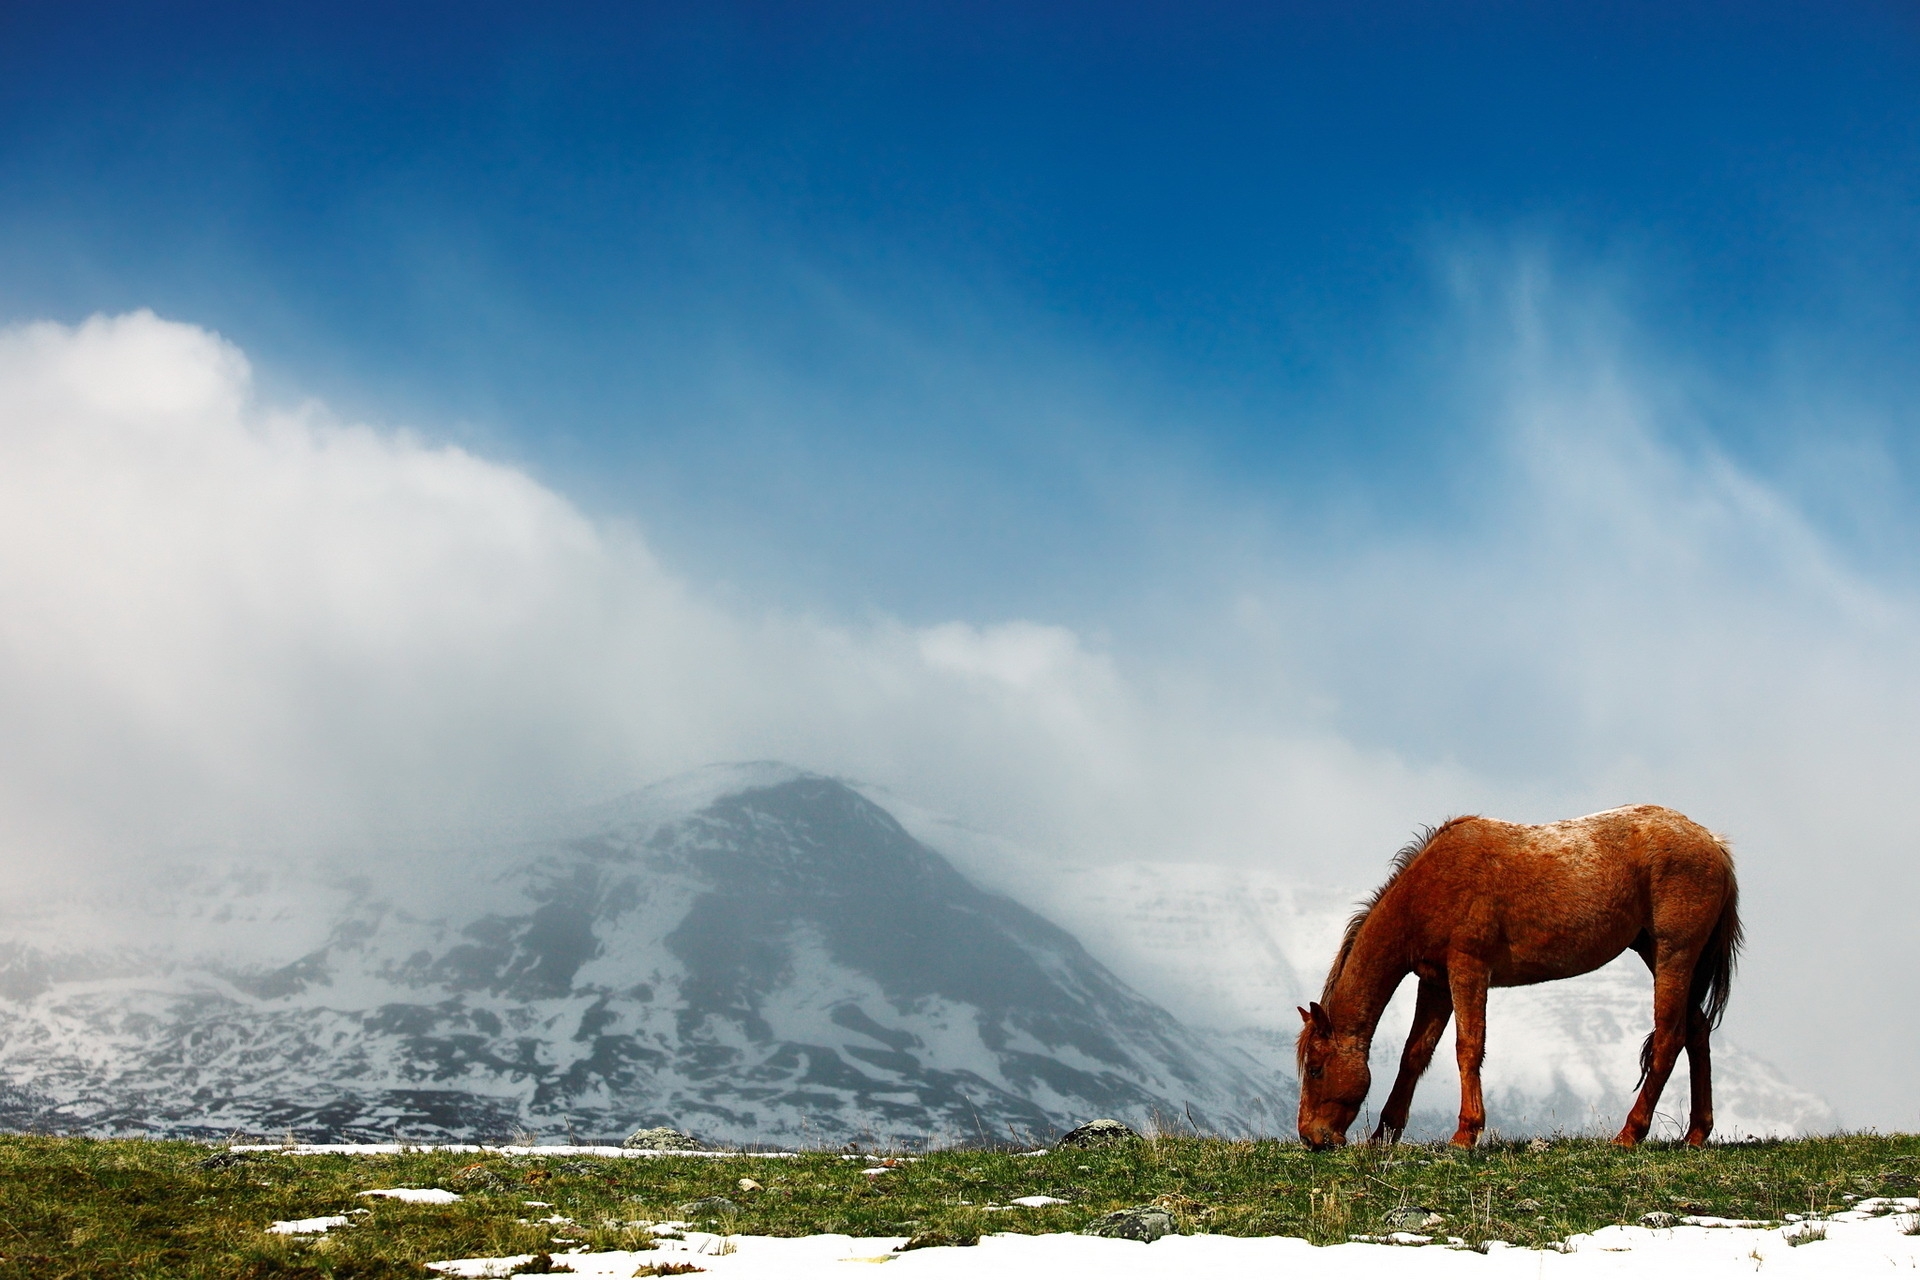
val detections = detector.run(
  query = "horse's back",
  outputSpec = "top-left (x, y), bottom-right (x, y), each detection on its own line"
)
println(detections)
top-left (1408, 804), bottom-right (1732, 983)
top-left (1441, 804), bottom-right (1729, 877)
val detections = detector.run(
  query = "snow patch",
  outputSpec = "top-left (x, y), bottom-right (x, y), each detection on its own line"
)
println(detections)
top-left (360, 1187), bottom-right (462, 1204)
top-left (429, 1201), bottom-right (1920, 1277)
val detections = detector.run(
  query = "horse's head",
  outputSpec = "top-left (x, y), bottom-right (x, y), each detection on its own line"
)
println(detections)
top-left (1296, 1001), bottom-right (1369, 1150)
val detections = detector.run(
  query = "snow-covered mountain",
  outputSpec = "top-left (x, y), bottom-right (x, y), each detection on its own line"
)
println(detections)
top-left (0, 765), bottom-right (1277, 1144)
top-left (0, 764), bottom-right (1832, 1143)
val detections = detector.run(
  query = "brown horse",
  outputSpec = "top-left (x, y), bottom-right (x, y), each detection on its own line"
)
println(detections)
top-left (1296, 804), bottom-right (1740, 1150)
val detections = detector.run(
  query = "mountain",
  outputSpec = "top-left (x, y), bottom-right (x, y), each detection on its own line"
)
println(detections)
top-left (881, 825), bottom-right (1835, 1141)
top-left (0, 765), bottom-right (1832, 1143)
top-left (0, 766), bottom-right (1278, 1145)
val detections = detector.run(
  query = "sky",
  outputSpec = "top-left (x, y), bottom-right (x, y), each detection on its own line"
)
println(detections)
top-left (3, 2), bottom-right (1920, 1128)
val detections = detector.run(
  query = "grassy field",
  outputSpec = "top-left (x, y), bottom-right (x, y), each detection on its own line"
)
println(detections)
top-left (0, 1132), bottom-right (1915, 1279)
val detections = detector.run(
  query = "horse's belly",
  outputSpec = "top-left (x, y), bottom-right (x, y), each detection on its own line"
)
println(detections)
top-left (1490, 916), bottom-right (1640, 986)
top-left (1492, 952), bottom-right (1616, 986)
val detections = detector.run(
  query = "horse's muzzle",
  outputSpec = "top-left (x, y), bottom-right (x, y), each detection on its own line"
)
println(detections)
top-left (1299, 1125), bottom-right (1348, 1151)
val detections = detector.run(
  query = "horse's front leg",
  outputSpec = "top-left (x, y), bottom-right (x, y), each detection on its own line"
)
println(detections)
top-left (1371, 976), bottom-right (1453, 1144)
top-left (1447, 960), bottom-right (1490, 1148)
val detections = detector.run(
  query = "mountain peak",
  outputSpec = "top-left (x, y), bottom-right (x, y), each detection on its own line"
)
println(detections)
top-left (0, 767), bottom-right (1275, 1145)
top-left (565, 761), bottom-right (821, 835)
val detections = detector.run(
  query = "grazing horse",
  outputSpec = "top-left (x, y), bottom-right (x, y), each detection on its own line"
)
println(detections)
top-left (1295, 805), bottom-right (1741, 1150)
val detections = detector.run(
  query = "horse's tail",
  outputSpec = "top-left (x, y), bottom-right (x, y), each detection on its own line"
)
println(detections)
top-left (1636, 847), bottom-right (1743, 1087)
top-left (1693, 866), bottom-right (1743, 1030)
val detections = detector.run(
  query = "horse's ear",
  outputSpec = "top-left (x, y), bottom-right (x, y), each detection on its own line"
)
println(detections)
top-left (1308, 1001), bottom-right (1332, 1034)
top-left (1297, 1005), bottom-right (1311, 1026)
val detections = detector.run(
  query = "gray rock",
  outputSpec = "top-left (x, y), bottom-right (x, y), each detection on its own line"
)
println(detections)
top-left (679, 1196), bottom-right (742, 1217)
top-left (450, 1164), bottom-right (510, 1191)
top-left (1058, 1118), bottom-right (1141, 1149)
top-left (195, 1150), bottom-right (252, 1170)
top-left (895, 1228), bottom-right (980, 1251)
top-left (625, 1126), bottom-right (705, 1151)
top-left (1386, 1207), bottom-right (1444, 1231)
top-left (1640, 1211), bottom-right (1677, 1229)
top-left (1085, 1206), bottom-right (1175, 1242)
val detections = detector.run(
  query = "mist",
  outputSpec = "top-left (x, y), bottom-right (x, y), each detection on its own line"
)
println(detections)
top-left (1, 280), bottom-right (1916, 1130)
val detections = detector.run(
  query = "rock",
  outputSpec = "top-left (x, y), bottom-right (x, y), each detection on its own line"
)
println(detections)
top-left (1085, 1206), bottom-right (1176, 1242)
top-left (450, 1165), bottom-right (510, 1192)
top-left (1058, 1119), bottom-right (1141, 1149)
top-left (1527, 1137), bottom-right (1551, 1153)
top-left (895, 1228), bottom-right (980, 1251)
top-left (1386, 1207), bottom-right (1444, 1231)
top-left (737, 1178), bottom-right (762, 1192)
top-left (1513, 1198), bottom-right (1542, 1212)
top-left (624, 1126), bottom-right (705, 1151)
top-left (1640, 1211), bottom-right (1677, 1229)
top-left (196, 1150), bottom-right (252, 1170)
top-left (678, 1196), bottom-right (742, 1217)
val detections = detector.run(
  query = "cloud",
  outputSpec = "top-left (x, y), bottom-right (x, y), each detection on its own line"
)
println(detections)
top-left (2, 297), bottom-right (1917, 1131)
top-left (0, 312), bottom-right (1429, 880)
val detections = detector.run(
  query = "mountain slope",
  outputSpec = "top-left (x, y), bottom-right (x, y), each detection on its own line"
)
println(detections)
top-left (0, 766), bottom-right (1831, 1143)
top-left (0, 768), bottom-right (1276, 1144)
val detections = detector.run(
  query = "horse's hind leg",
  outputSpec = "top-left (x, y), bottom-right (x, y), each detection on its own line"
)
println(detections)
top-left (1371, 976), bottom-right (1453, 1144)
top-left (1682, 1006), bottom-right (1713, 1146)
top-left (1614, 955), bottom-right (1695, 1147)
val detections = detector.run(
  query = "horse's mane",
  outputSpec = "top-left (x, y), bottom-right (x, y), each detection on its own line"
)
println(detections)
top-left (1319, 817), bottom-right (1473, 1004)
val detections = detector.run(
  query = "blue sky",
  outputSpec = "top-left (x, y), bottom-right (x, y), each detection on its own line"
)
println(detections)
top-left (6, 1), bottom-right (1919, 619)
top-left (5, 4), bottom-right (1920, 1125)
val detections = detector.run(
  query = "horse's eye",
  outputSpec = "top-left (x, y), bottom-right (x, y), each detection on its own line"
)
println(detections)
top-left (1308, 1067), bottom-right (1323, 1079)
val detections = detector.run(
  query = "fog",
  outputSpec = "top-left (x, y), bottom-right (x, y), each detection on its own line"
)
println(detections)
top-left (2, 296), bottom-right (1915, 1130)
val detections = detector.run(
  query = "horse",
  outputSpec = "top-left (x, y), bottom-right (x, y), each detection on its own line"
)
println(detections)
top-left (1295, 804), bottom-right (1741, 1150)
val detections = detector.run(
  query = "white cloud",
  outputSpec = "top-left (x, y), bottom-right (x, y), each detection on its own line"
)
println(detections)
top-left (0, 312), bottom-right (1432, 881)
top-left (2, 302), bottom-right (1916, 1131)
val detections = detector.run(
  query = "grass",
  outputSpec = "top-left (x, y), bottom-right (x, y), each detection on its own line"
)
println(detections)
top-left (0, 1132), bottom-right (1914, 1278)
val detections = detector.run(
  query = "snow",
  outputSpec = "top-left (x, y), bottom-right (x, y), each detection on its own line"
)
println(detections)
top-left (359, 1187), bottom-right (462, 1203)
top-left (231, 1142), bottom-right (823, 1157)
top-left (267, 1215), bottom-right (351, 1234)
top-left (426, 1201), bottom-right (1920, 1279)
